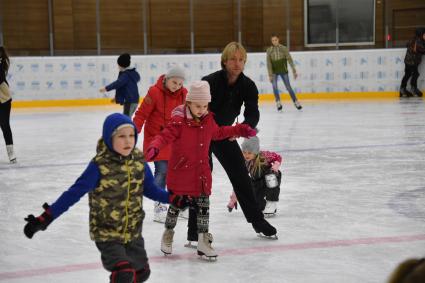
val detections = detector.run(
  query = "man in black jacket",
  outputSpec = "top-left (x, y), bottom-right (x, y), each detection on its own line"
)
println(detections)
top-left (187, 42), bottom-right (277, 241)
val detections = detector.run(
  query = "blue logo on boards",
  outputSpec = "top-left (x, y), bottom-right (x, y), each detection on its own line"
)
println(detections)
top-left (377, 71), bottom-right (385, 79)
top-left (293, 60), bottom-right (300, 66)
top-left (87, 63), bottom-right (96, 71)
top-left (17, 64), bottom-right (24, 72)
top-left (326, 87), bottom-right (333, 93)
top-left (31, 64), bottom-right (39, 72)
top-left (88, 80), bottom-right (95, 87)
top-left (74, 63), bottom-right (82, 71)
top-left (360, 86), bottom-right (368, 92)
top-left (360, 72), bottom-right (368, 79)
top-left (60, 81), bottom-right (68, 89)
top-left (325, 72), bottom-right (334, 81)
top-left (259, 62), bottom-right (265, 68)
top-left (344, 87), bottom-right (351, 92)
top-left (395, 71), bottom-right (402, 79)
top-left (377, 56), bottom-right (385, 65)
top-left (17, 81), bottom-right (25, 90)
top-left (378, 86), bottom-right (385, 91)
top-left (45, 64), bottom-right (53, 72)
top-left (60, 64), bottom-right (67, 71)
top-left (46, 81), bottom-right (53, 89)
top-left (31, 81), bottom-right (40, 90)
top-left (342, 72), bottom-right (350, 80)
top-left (360, 58), bottom-right (368, 65)
top-left (341, 57), bottom-right (349, 66)
top-left (101, 64), bottom-right (109, 72)
top-left (74, 80), bottom-right (83, 89)
top-left (395, 57), bottom-right (402, 64)
top-left (150, 77), bottom-right (155, 84)
top-left (150, 64), bottom-right (157, 70)
top-left (325, 59), bottom-right (333, 66)
top-left (183, 63), bottom-right (190, 68)
top-left (102, 78), bottom-right (108, 86)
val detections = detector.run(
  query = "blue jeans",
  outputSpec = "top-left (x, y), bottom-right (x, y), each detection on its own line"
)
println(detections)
top-left (153, 160), bottom-right (168, 190)
top-left (271, 73), bottom-right (298, 102)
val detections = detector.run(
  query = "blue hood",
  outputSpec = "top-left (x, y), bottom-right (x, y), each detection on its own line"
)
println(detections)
top-left (126, 68), bottom-right (141, 83)
top-left (102, 113), bottom-right (138, 152)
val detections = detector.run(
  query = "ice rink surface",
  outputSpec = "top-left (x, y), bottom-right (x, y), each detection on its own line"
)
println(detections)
top-left (0, 99), bottom-right (424, 282)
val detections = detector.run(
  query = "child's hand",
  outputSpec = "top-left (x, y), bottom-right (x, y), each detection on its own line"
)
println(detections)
top-left (271, 161), bottom-right (281, 172)
top-left (145, 147), bottom-right (159, 161)
top-left (24, 203), bottom-right (53, 239)
top-left (99, 87), bottom-right (106, 93)
top-left (110, 98), bottom-right (115, 103)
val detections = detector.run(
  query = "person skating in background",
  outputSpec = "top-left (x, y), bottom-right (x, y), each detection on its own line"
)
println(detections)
top-left (266, 34), bottom-right (302, 111)
top-left (400, 27), bottom-right (425, 97)
top-left (227, 136), bottom-right (282, 218)
top-left (145, 81), bottom-right (257, 259)
top-left (100, 53), bottom-right (141, 117)
top-left (184, 42), bottom-right (277, 244)
top-left (133, 65), bottom-right (188, 224)
top-left (0, 45), bottom-right (16, 163)
top-left (23, 113), bottom-right (190, 283)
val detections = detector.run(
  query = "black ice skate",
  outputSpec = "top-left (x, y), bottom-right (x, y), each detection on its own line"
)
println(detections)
top-left (294, 100), bottom-right (302, 110)
top-left (399, 87), bottom-right (413, 97)
top-left (252, 219), bottom-right (278, 239)
top-left (411, 87), bottom-right (423, 97)
top-left (276, 101), bottom-right (283, 111)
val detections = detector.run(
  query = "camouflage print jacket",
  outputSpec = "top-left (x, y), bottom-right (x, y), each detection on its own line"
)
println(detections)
top-left (89, 139), bottom-right (145, 243)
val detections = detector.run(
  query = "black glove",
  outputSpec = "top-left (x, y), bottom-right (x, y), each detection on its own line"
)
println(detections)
top-left (169, 192), bottom-right (192, 209)
top-left (24, 203), bottom-right (53, 239)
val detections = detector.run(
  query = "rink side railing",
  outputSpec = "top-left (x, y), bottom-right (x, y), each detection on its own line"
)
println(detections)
top-left (7, 48), bottom-right (425, 108)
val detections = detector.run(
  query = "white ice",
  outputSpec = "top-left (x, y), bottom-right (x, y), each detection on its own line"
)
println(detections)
top-left (0, 99), bottom-right (424, 283)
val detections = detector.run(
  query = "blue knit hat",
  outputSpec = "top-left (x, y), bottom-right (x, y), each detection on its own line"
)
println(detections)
top-left (102, 113), bottom-right (137, 153)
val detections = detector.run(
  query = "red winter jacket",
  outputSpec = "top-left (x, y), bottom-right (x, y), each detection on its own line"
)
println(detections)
top-left (149, 105), bottom-right (246, 197)
top-left (133, 75), bottom-right (187, 161)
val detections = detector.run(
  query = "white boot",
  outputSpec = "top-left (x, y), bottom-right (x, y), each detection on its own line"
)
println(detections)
top-left (197, 233), bottom-right (217, 259)
top-left (161, 229), bottom-right (174, 255)
top-left (6, 145), bottom-right (17, 163)
top-left (153, 202), bottom-right (168, 223)
top-left (263, 201), bottom-right (277, 217)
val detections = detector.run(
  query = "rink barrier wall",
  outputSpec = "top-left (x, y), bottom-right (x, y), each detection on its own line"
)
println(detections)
top-left (6, 48), bottom-right (425, 108)
top-left (11, 91), bottom-right (403, 108)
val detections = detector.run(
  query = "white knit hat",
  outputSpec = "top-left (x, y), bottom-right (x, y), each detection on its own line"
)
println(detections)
top-left (165, 65), bottom-right (186, 80)
top-left (186, 81), bottom-right (211, 103)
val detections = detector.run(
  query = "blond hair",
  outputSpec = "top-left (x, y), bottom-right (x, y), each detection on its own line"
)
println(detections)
top-left (247, 153), bottom-right (267, 177)
top-left (221, 42), bottom-right (247, 69)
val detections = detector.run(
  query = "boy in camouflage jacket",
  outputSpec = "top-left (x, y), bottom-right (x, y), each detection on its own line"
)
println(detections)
top-left (23, 113), bottom-right (190, 283)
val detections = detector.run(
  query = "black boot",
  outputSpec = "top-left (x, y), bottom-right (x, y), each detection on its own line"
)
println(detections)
top-left (252, 218), bottom-right (277, 236)
top-left (411, 87), bottom-right (423, 97)
top-left (399, 87), bottom-right (413, 97)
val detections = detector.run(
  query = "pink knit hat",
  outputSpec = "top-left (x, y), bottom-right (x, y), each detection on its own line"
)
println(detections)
top-left (186, 81), bottom-right (211, 103)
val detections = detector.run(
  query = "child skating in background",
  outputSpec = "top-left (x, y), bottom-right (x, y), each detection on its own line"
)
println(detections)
top-left (145, 81), bottom-right (256, 259)
top-left (133, 65), bottom-right (187, 224)
top-left (23, 113), bottom-right (190, 283)
top-left (100, 53), bottom-right (141, 117)
top-left (227, 136), bottom-right (282, 217)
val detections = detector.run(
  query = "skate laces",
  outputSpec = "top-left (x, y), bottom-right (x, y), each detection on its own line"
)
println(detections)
top-left (205, 233), bottom-right (214, 246)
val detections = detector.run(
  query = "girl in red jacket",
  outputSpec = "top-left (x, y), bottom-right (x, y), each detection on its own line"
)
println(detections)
top-left (145, 81), bottom-right (256, 260)
top-left (133, 66), bottom-right (187, 223)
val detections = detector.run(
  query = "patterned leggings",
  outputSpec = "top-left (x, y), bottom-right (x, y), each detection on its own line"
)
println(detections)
top-left (165, 195), bottom-right (209, 233)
